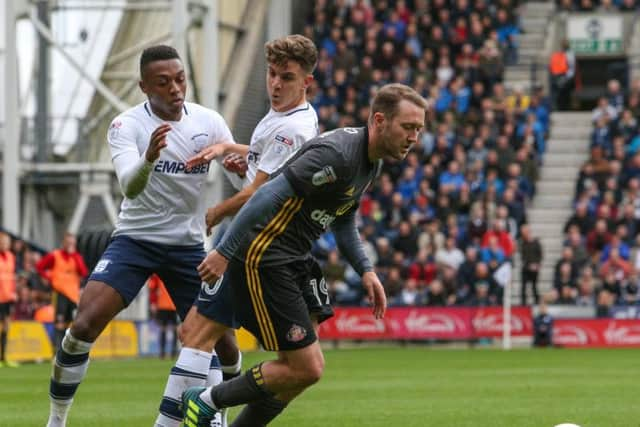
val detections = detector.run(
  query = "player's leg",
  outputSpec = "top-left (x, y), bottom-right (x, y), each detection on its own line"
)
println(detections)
top-left (155, 246), bottom-right (233, 427)
top-left (47, 236), bottom-right (156, 427)
top-left (155, 306), bottom-right (229, 427)
top-left (53, 293), bottom-right (71, 350)
top-left (47, 280), bottom-right (125, 427)
top-left (159, 314), bottom-right (168, 359)
top-left (183, 262), bottom-right (324, 426)
top-left (0, 306), bottom-right (9, 366)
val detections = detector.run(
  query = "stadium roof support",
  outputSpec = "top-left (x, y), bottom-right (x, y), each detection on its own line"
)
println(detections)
top-left (3, 0), bottom-right (20, 235)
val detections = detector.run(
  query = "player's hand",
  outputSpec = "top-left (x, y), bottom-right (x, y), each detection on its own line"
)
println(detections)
top-left (222, 153), bottom-right (248, 177)
top-left (145, 123), bottom-right (171, 162)
top-left (186, 142), bottom-right (228, 169)
top-left (362, 271), bottom-right (387, 319)
top-left (197, 250), bottom-right (229, 284)
top-left (205, 206), bottom-right (223, 236)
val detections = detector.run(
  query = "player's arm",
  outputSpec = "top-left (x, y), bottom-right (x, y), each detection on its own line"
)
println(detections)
top-left (186, 141), bottom-right (249, 169)
top-left (198, 174), bottom-right (296, 283)
top-left (110, 118), bottom-right (170, 199)
top-left (204, 170), bottom-right (270, 235)
top-left (331, 211), bottom-right (387, 319)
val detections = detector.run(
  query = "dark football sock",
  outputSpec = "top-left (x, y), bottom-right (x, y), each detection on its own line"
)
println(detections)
top-left (230, 395), bottom-right (287, 427)
top-left (210, 363), bottom-right (272, 408)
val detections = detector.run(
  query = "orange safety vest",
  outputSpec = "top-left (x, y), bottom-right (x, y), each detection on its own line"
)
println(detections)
top-left (549, 51), bottom-right (569, 76)
top-left (50, 250), bottom-right (81, 304)
top-left (148, 275), bottom-right (176, 311)
top-left (0, 251), bottom-right (16, 303)
top-left (34, 304), bottom-right (54, 323)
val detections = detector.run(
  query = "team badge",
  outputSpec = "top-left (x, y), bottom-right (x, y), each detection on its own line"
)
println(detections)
top-left (108, 121), bottom-right (122, 139)
top-left (312, 166), bottom-right (337, 186)
top-left (286, 324), bottom-right (307, 342)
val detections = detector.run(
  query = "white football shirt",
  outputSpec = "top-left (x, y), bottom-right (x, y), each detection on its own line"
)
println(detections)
top-left (108, 101), bottom-right (234, 245)
top-left (245, 102), bottom-right (318, 186)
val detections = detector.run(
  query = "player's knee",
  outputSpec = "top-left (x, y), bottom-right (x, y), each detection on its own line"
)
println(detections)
top-left (296, 354), bottom-right (324, 387)
top-left (69, 315), bottom-right (97, 342)
top-left (179, 313), bottom-right (222, 351)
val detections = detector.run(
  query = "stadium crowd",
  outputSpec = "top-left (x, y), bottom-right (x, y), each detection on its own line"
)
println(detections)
top-left (555, 0), bottom-right (640, 12)
top-left (551, 77), bottom-right (640, 315)
top-left (304, 0), bottom-right (552, 307)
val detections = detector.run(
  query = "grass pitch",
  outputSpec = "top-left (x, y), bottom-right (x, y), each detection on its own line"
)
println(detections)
top-left (2, 346), bottom-right (639, 427)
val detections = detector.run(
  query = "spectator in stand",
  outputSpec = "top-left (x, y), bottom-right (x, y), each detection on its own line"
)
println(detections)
top-left (592, 96), bottom-right (618, 123)
top-left (575, 275), bottom-right (597, 306)
top-left (564, 202), bottom-right (594, 235)
top-left (424, 279), bottom-right (449, 306)
top-left (599, 248), bottom-right (632, 281)
top-left (36, 232), bottom-right (89, 349)
top-left (586, 218), bottom-right (612, 259)
top-left (482, 218), bottom-right (515, 258)
top-left (549, 39), bottom-right (575, 110)
top-left (520, 224), bottom-right (543, 306)
top-left (469, 262), bottom-right (500, 306)
top-left (0, 232), bottom-right (17, 368)
top-left (148, 274), bottom-right (178, 359)
top-left (435, 236), bottom-right (466, 270)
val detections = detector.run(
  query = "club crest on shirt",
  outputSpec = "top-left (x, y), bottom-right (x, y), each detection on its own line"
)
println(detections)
top-left (286, 324), bottom-right (307, 342)
top-left (191, 132), bottom-right (210, 152)
top-left (108, 120), bottom-right (122, 139)
top-left (312, 166), bottom-right (337, 186)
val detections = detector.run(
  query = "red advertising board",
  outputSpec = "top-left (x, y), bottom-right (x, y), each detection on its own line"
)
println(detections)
top-left (472, 307), bottom-right (533, 337)
top-left (554, 319), bottom-right (640, 347)
top-left (318, 307), bottom-right (533, 340)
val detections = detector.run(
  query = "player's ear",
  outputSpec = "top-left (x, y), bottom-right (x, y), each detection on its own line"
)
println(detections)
top-left (303, 74), bottom-right (314, 89)
top-left (374, 111), bottom-right (386, 127)
top-left (139, 79), bottom-right (148, 95)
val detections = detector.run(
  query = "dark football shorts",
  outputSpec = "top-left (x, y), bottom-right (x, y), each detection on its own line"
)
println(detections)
top-left (53, 292), bottom-right (76, 323)
top-left (0, 302), bottom-right (12, 320)
top-left (197, 257), bottom-right (333, 351)
top-left (88, 235), bottom-right (205, 320)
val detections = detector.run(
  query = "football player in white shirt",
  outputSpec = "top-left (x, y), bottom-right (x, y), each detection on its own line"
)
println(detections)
top-left (46, 45), bottom-right (239, 427)
top-left (155, 35), bottom-right (325, 427)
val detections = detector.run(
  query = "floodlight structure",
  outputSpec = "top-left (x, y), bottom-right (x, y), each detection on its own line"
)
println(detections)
top-left (1, 0), bottom-right (222, 248)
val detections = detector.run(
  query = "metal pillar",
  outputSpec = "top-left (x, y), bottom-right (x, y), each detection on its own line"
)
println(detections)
top-left (268, 0), bottom-right (291, 41)
top-left (201, 0), bottom-right (218, 110)
top-left (3, 0), bottom-right (20, 234)
top-left (172, 0), bottom-right (189, 62)
top-left (35, 0), bottom-right (49, 162)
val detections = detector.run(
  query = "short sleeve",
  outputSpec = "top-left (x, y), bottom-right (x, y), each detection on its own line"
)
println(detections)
top-left (258, 127), bottom-right (309, 176)
top-left (209, 110), bottom-right (234, 148)
top-left (107, 115), bottom-right (143, 183)
top-left (283, 143), bottom-right (346, 197)
top-left (108, 115), bottom-right (140, 161)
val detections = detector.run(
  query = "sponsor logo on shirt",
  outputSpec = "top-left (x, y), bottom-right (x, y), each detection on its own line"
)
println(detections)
top-left (310, 209), bottom-right (336, 228)
top-left (275, 134), bottom-right (293, 146)
top-left (311, 166), bottom-right (337, 186)
top-left (154, 160), bottom-right (210, 174)
top-left (248, 150), bottom-right (261, 164)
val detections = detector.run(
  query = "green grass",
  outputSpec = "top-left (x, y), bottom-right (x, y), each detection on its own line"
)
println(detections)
top-left (2, 347), bottom-right (640, 426)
